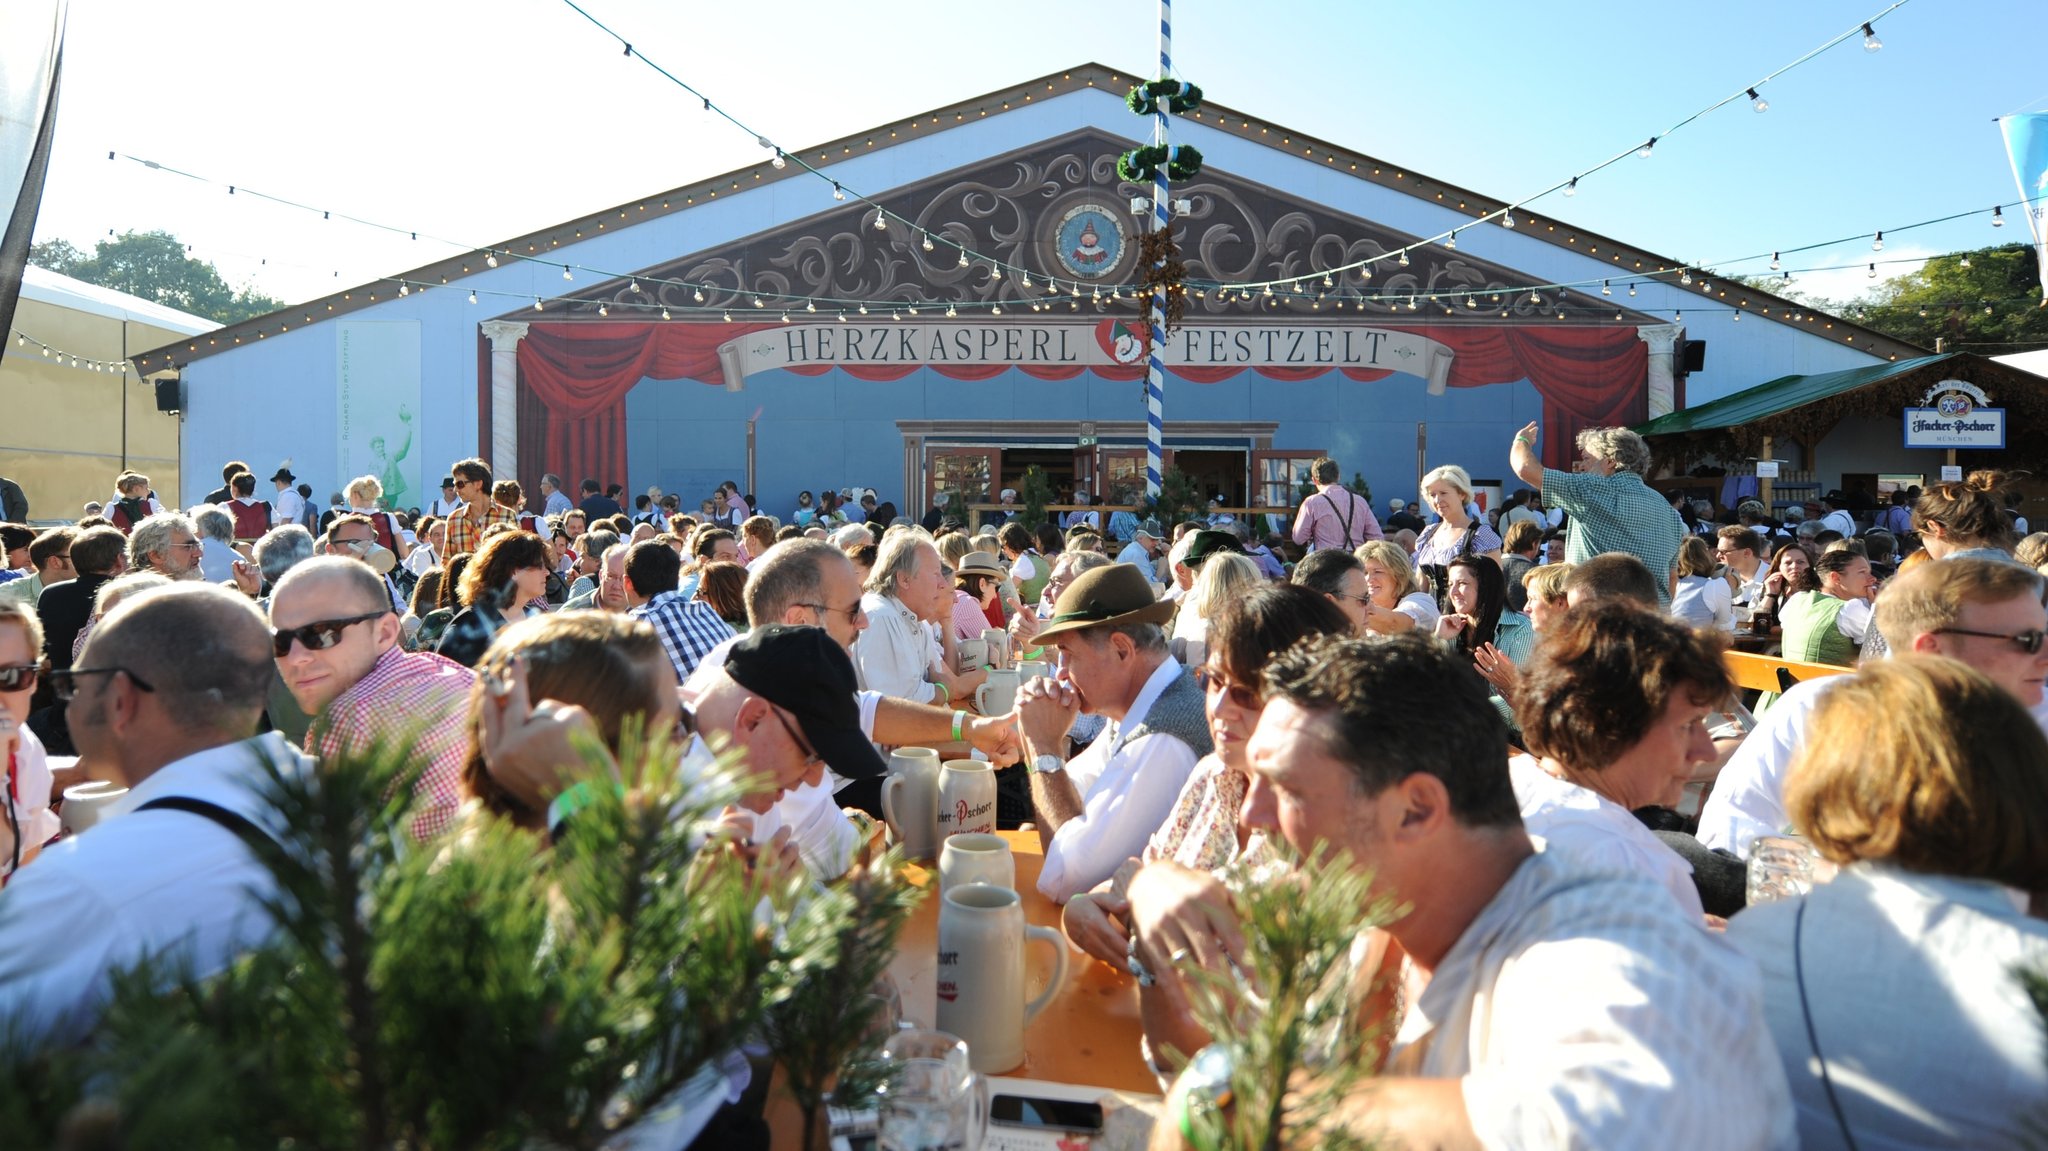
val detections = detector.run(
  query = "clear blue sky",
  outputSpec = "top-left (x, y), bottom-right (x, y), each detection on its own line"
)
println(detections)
top-left (29, 0), bottom-right (2043, 308)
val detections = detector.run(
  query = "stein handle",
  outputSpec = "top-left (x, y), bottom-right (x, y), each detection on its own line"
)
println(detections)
top-left (974, 682), bottom-right (993, 714)
top-left (1020, 924), bottom-right (1069, 1027)
top-left (881, 773), bottom-right (903, 834)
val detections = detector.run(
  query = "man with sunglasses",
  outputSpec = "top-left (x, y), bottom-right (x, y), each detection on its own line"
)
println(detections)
top-left (0, 583), bottom-right (297, 1049)
top-left (269, 556), bottom-right (475, 840)
top-left (0, 527), bottom-right (76, 612)
top-left (1701, 556), bottom-right (2048, 859)
top-left (442, 458), bottom-right (520, 560)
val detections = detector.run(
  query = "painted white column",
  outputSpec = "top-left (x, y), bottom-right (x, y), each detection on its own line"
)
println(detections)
top-left (480, 320), bottom-right (529, 481)
top-left (1637, 323), bottom-right (1683, 419)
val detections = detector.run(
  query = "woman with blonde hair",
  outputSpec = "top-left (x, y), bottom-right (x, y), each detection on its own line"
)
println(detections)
top-left (1411, 464), bottom-right (1503, 579)
top-left (1352, 538), bottom-right (1441, 635)
top-left (1169, 552), bottom-right (1259, 667)
top-left (1728, 657), bottom-right (2048, 1148)
top-left (1669, 535), bottom-right (1733, 631)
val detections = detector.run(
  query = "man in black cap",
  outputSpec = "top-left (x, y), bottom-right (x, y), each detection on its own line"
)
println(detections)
top-left (428, 476), bottom-right (463, 518)
top-left (1017, 563), bottom-right (1212, 902)
top-left (270, 466), bottom-right (305, 530)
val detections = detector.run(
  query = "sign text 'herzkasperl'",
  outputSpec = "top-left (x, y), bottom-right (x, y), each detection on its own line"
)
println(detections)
top-left (713, 319), bottom-right (1455, 390)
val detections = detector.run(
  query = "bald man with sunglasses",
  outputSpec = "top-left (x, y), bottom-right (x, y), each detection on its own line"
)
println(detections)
top-left (268, 556), bottom-right (474, 840)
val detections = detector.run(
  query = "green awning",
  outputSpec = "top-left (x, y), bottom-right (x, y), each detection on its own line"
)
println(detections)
top-left (1634, 353), bottom-right (1957, 437)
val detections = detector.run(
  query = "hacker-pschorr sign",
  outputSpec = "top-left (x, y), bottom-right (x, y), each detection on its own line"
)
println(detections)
top-left (714, 319), bottom-right (1457, 392)
top-left (1904, 379), bottom-right (2005, 449)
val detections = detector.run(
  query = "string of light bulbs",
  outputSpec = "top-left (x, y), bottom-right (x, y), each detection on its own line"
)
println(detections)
top-left (8, 330), bottom-right (134, 375)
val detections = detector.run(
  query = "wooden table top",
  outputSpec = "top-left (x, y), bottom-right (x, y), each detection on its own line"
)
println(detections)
top-left (890, 829), bottom-right (1155, 1094)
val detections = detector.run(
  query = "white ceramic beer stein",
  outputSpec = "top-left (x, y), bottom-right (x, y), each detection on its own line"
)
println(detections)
top-left (938, 832), bottom-right (1016, 896)
top-left (879, 747), bottom-right (943, 862)
top-left (973, 669), bottom-right (1019, 717)
top-left (935, 883), bottom-right (1068, 1074)
top-left (934, 760), bottom-right (997, 844)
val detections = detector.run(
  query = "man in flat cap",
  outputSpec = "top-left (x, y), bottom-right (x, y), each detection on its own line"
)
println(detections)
top-left (1017, 563), bottom-right (1212, 902)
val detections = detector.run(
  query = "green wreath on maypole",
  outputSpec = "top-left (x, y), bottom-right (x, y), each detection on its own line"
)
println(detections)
top-left (1117, 143), bottom-right (1204, 184)
top-left (1126, 79), bottom-right (1204, 116)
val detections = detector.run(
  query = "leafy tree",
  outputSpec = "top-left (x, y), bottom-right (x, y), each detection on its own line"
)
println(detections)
top-left (1732, 244), bottom-right (2047, 355)
top-left (30, 230), bottom-right (284, 325)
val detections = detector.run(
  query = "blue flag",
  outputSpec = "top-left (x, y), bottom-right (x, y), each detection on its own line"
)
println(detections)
top-left (1998, 113), bottom-right (2048, 306)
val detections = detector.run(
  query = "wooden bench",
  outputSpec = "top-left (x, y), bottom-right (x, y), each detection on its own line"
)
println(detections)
top-left (1723, 649), bottom-right (1852, 695)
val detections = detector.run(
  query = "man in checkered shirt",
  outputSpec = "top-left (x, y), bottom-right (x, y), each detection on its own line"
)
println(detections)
top-left (440, 457), bottom-right (521, 560)
top-left (1511, 421), bottom-right (1685, 609)
top-left (622, 539), bottom-right (734, 684)
top-left (269, 556), bottom-right (474, 840)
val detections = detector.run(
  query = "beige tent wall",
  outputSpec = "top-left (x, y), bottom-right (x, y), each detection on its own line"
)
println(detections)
top-left (2, 297), bottom-right (190, 524)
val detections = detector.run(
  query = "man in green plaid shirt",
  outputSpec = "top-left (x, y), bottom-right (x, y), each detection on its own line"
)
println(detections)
top-left (1510, 421), bottom-right (1684, 608)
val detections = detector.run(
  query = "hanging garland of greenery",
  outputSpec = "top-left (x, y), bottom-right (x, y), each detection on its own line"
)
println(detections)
top-left (1126, 79), bottom-right (1204, 116)
top-left (1117, 143), bottom-right (1204, 184)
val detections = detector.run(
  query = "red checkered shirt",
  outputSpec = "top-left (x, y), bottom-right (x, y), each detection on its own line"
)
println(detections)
top-left (442, 499), bottom-right (523, 558)
top-left (308, 644), bottom-right (476, 840)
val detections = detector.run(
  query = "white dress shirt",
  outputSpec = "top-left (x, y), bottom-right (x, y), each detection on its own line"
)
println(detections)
top-left (0, 733), bottom-right (310, 1048)
top-left (404, 542), bottom-right (439, 577)
top-left (199, 537), bottom-right (240, 585)
top-left (1510, 755), bottom-right (1703, 921)
top-left (1038, 659), bottom-right (1199, 902)
top-left (1396, 848), bottom-right (1796, 1150)
top-left (272, 486), bottom-right (306, 526)
top-left (1727, 864), bottom-right (2048, 1151)
top-left (853, 593), bottom-right (941, 706)
top-left (1696, 677), bottom-right (1844, 856)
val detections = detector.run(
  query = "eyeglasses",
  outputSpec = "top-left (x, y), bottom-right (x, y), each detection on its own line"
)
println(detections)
top-left (798, 600), bottom-right (866, 623)
top-left (49, 666), bottom-right (154, 702)
top-left (0, 663), bottom-right (38, 692)
top-left (767, 703), bottom-right (823, 767)
top-left (1193, 664), bottom-right (1260, 710)
top-left (270, 611), bottom-right (388, 658)
top-left (1933, 627), bottom-right (2047, 655)
top-left (1329, 590), bottom-right (1373, 606)
top-left (173, 539), bottom-right (204, 552)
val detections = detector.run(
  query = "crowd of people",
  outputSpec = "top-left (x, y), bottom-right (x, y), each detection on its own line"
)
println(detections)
top-left (0, 423), bottom-right (2044, 1149)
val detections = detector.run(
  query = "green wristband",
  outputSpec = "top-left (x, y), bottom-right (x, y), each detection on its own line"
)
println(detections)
top-left (952, 709), bottom-right (966, 742)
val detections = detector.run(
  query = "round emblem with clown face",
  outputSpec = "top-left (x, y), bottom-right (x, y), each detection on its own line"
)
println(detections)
top-left (1054, 203), bottom-right (1128, 280)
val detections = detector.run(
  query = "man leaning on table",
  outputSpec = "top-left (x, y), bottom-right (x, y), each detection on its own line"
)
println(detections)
top-left (1017, 563), bottom-right (1212, 903)
top-left (1140, 634), bottom-right (1793, 1151)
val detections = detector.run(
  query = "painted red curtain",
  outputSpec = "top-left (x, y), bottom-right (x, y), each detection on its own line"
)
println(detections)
top-left (509, 321), bottom-right (1646, 485)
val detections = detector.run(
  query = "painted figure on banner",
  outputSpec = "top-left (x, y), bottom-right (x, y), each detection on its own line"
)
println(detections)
top-left (370, 404), bottom-right (414, 512)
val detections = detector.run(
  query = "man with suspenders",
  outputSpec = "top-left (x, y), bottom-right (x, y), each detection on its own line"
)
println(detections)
top-left (1291, 456), bottom-right (1384, 553)
top-left (0, 583), bottom-right (304, 1050)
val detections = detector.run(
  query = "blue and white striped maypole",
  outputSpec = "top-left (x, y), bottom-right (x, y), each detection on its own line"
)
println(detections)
top-left (1145, 0), bottom-right (1171, 499)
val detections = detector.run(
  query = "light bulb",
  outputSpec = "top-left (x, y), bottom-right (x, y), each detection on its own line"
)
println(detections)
top-left (598, 303), bottom-right (608, 316)
top-left (958, 251), bottom-right (970, 268)
top-left (858, 304), bottom-right (869, 315)
top-left (1961, 255), bottom-right (1973, 268)
top-left (1868, 263), bottom-right (1878, 278)
top-left (1022, 275), bottom-right (1033, 289)
top-left (1993, 206), bottom-right (2005, 227)
top-left (1769, 252), bottom-right (1781, 271)
top-left (1564, 177), bottom-right (1578, 196)
top-left (1675, 310), bottom-right (1683, 322)
top-left (771, 151), bottom-right (787, 170)
top-left (946, 305), bottom-right (958, 318)
top-left (1443, 233), bottom-right (1456, 250)
top-left (1783, 270), bottom-right (1792, 281)
top-left (1398, 251), bottom-right (1411, 267)
top-left (908, 306), bottom-right (920, 316)
top-left (661, 307), bottom-right (672, 320)
top-left (990, 267), bottom-right (1002, 281)
top-left (533, 298), bottom-right (543, 312)
top-left (1638, 137), bottom-right (1656, 158)
top-left (468, 290), bottom-right (477, 304)
top-left (1529, 291), bottom-right (1542, 304)
top-left (398, 283), bottom-right (409, 296)
top-left (1323, 274), bottom-right (1335, 288)
top-left (1748, 88), bottom-right (1768, 113)
top-left (874, 214), bottom-right (887, 231)
top-left (1262, 285), bottom-right (1274, 297)
top-left (486, 253), bottom-right (498, 268)
top-left (831, 183), bottom-right (845, 201)
top-left (1406, 297), bottom-right (1418, 311)
top-left (1872, 231), bottom-right (1884, 252)
top-left (630, 280), bottom-right (641, 293)
top-left (1502, 212), bottom-right (1515, 229)
top-left (781, 312), bottom-right (791, 323)
top-left (991, 305), bottom-right (1002, 316)
top-left (1628, 283), bottom-right (1637, 297)
top-left (805, 301), bottom-right (816, 312)
top-left (1733, 310), bottom-right (1742, 322)
top-left (922, 232), bottom-right (934, 252)
top-left (694, 288), bottom-right (706, 303)
top-left (753, 296), bottom-right (765, 307)
top-left (562, 266), bottom-right (573, 281)
top-left (1601, 280), bottom-right (1612, 296)
top-left (1862, 22), bottom-right (1881, 51)
top-left (1680, 270), bottom-right (1693, 285)
top-left (838, 312), bottom-right (847, 322)
top-left (723, 311), bottom-right (733, 322)
top-left (1465, 295), bottom-right (1476, 309)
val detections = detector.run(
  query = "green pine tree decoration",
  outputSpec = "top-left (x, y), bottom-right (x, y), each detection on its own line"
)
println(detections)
top-left (1172, 847), bottom-right (1397, 1151)
top-left (1017, 465), bottom-right (1055, 530)
top-left (1140, 466), bottom-right (1204, 533)
top-left (1, 723), bottom-right (848, 1150)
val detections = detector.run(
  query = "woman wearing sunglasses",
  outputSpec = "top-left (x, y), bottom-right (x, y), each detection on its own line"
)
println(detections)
top-left (0, 602), bottom-right (60, 879)
top-left (1061, 584), bottom-right (1349, 1072)
top-left (437, 530), bottom-right (552, 669)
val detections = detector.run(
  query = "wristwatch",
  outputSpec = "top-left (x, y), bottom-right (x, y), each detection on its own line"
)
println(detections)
top-left (1032, 753), bottom-right (1066, 775)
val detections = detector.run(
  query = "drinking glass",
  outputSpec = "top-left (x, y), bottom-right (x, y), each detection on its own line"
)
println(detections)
top-left (1746, 835), bottom-right (1819, 905)
top-left (877, 1029), bottom-right (986, 1151)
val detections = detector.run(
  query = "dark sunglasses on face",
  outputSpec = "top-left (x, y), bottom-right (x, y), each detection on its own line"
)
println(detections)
top-left (0, 663), bottom-right (38, 692)
top-left (48, 666), bottom-right (155, 703)
top-left (1193, 664), bottom-right (1261, 710)
top-left (271, 611), bottom-right (388, 658)
top-left (1933, 627), bottom-right (2047, 655)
